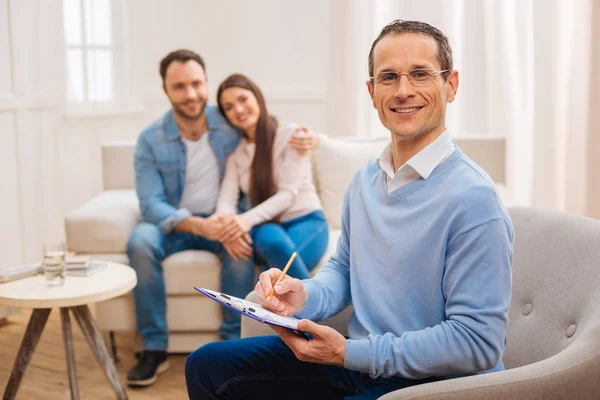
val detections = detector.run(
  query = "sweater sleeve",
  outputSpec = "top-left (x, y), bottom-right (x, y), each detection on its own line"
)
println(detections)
top-left (215, 150), bottom-right (240, 215)
top-left (344, 218), bottom-right (513, 379)
top-left (295, 188), bottom-right (353, 321)
top-left (242, 145), bottom-right (308, 227)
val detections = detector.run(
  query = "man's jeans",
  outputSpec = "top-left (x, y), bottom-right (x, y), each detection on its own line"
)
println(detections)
top-left (252, 210), bottom-right (329, 279)
top-left (127, 217), bottom-right (256, 350)
top-left (185, 336), bottom-right (437, 399)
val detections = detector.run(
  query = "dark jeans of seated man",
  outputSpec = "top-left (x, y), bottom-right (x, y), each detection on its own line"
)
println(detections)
top-left (185, 336), bottom-right (439, 400)
top-left (127, 212), bottom-right (256, 350)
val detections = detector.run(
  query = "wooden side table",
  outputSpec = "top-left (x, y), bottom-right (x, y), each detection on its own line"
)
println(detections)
top-left (0, 262), bottom-right (137, 400)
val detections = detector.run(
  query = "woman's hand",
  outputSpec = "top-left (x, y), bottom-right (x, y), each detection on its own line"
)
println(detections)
top-left (222, 233), bottom-right (253, 261)
top-left (217, 215), bottom-right (251, 243)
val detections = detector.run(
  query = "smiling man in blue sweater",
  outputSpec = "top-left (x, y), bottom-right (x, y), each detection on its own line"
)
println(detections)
top-left (185, 20), bottom-right (513, 400)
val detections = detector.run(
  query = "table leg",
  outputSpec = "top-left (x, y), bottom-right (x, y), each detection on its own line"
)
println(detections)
top-left (60, 308), bottom-right (80, 400)
top-left (3, 308), bottom-right (51, 400)
top-left (109, 331), bottom-right (119, 363)
top-left (71, 305), bottom-right (127, 400)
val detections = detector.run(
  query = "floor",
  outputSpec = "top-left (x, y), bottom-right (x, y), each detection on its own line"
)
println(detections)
top-left (0, 308), bottom-right (189, 399)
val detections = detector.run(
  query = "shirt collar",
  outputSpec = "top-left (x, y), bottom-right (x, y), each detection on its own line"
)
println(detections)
top-left (204, 105), bottom-right (221, 131)
top-left (164, 110), bottom-right (180, 140)
top-left (164, 105), bottom-right (221, 140)
top-left (377, 130), bottom-right (455, 179)
top-left (377, 142), bottom-right (396, 179)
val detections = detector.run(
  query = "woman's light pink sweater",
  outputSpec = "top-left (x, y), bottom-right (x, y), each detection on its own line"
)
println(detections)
top-left (216, 122), bottom-right (322, 227)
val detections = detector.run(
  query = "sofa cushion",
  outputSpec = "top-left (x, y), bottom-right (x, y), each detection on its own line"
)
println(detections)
top-left (65, 190), bottom-right (140, 253)
top-left (95, 293), bottom-right (223, 332)
top-left (163, 250), bottom-right (221, 294)
top-left (313, 134), bottom-right (390, 229)
top-left (495, 183), bottom-right (513, 207)
top-left (315, 229), bottom-right (340, 268)
top-left (91, 251), bottom-right (221, 295)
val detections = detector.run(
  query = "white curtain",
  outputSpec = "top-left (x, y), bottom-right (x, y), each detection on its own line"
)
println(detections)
top-left (328, 0), bottom-right (599, 217)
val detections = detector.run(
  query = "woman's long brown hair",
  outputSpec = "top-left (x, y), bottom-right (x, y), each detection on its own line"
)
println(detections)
top-left (217, 74), bottom-right (278, 207)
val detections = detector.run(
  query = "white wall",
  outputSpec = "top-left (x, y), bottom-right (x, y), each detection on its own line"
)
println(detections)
top-left (127, 1), bottom-right (330, 125)
top-left (0, 0), bottom-right (64, 267)
top-left (0, 0), bottom-right (333, 266)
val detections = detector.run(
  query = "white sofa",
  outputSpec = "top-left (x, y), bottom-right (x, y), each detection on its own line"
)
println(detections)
top-left (65, 133), bottom-right (510, 352)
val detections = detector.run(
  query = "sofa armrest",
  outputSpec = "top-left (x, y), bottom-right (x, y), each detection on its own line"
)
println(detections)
top-left (241, 290), bottom-right (353, 338)
top-left (65, 189), bottom-right (140, 254)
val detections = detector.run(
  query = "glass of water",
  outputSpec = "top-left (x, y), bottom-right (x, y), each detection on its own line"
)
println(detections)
top-left (43, 241), bottom-right (66, 286)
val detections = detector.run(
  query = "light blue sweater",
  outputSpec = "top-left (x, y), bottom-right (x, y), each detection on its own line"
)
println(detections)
top-left (296, 147), bottom-right (514, 379)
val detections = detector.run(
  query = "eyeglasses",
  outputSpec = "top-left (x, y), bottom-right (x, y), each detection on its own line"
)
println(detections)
top-left (370, 69), bottom-right (450, 86)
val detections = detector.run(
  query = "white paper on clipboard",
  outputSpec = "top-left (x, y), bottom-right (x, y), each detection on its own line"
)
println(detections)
top-left (195, 287), bottom-right (301, 330)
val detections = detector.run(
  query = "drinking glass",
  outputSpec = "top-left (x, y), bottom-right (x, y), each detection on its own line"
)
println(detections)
top-left (43, 241), bottom-right (66, 286)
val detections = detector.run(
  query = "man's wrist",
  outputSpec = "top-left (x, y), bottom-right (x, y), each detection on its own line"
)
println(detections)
top-left (193, 216), bottom-right (205, 236)
top-left (336, 340), bottom-right (346, 367)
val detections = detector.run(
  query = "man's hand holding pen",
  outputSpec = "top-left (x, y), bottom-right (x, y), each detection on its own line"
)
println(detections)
top-left (255, 268), bottom-right (347, 367)
top-left (256, 268), bottom-right (307, 315)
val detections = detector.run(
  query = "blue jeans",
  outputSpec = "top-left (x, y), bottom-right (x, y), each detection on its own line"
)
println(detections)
top-left (252, 210), bottom-right (329, 280)
top-left (185, 336), bottom-right (437, 399)
top-left (127, 217), bottom-right (256, 350)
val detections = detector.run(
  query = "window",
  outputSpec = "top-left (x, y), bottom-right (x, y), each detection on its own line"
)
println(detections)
top-left (62, 0), bottom-right (127, 107)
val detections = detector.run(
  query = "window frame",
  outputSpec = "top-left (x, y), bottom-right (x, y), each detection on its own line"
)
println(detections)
top-left (62, 0), bottom-right (141, 117)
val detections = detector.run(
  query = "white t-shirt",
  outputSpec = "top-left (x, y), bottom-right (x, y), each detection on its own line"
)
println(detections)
top-left (178, 134), bottom-right (220, 215)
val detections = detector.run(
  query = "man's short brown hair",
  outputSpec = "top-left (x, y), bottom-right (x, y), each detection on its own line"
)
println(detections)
top-left (368, 20), bottom-right (453, 81)
top-left (159, 49), bottom-right (206, 84)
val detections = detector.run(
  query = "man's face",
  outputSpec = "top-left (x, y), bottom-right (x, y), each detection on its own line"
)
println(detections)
top-left (163, 60), bottom-right (208, 121)
top-left (367, 33), bottom-right (458, 141)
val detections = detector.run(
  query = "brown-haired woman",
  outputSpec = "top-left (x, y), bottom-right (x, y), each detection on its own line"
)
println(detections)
top-left (214, 74), bottom-right (328, 280)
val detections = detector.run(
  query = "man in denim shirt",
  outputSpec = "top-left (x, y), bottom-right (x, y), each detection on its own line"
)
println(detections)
top-left (126, 49), bottom-right (315, 387)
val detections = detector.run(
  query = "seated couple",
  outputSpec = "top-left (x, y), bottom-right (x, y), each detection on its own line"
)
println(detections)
top-left (126, 49), bottom-right (329, 386)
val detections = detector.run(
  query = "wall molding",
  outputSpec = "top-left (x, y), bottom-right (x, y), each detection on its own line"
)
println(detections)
top-left (143, 86), bottom-right (328, 105)
top-left (264, 87), bottom-right (328, 103)
top-left (0, 93), bottom-right (59, 111)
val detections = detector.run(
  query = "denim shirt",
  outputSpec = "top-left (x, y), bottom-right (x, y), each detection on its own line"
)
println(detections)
top-left (133, 105), bottom-right (241, 234)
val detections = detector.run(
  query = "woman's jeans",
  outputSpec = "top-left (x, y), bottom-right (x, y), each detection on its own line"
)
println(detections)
top-left (185, 336), bottom-right (437, 400)
top-left (251, 210), bottom-right (329, 279)
top-left (127, 214), bottom-right (256, 349)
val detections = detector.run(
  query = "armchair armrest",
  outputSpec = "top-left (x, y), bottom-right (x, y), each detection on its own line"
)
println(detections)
top-left (381, 324), bottom-right (600, 399)
top-left (65, 189), bottom-right (140, 254)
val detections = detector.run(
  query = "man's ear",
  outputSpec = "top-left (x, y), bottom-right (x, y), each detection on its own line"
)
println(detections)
top-left (446, 70), bottom-right (459, 103)
top-left (162, 83), bottom-right (167, 95)
top-left (366, 80), bottom-right (376, 108)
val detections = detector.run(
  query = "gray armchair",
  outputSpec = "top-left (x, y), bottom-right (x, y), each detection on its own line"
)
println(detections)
top-left (242, 207), bottom-right (600, 399)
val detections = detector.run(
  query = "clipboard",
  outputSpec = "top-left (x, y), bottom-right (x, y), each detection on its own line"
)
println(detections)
top-left (195, 287), bottom-right (307, 335)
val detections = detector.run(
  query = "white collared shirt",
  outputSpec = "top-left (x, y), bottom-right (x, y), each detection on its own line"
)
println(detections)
top-left (377, 130), bottom-right (456, 192)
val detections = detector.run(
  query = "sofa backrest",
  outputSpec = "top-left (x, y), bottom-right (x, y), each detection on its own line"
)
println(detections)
top-left (102, 135), bottom-right (506, 228)
top-left (503, 207), bottom-right (600, 369)
top-left (102, 140), bottom-right (136, 190)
